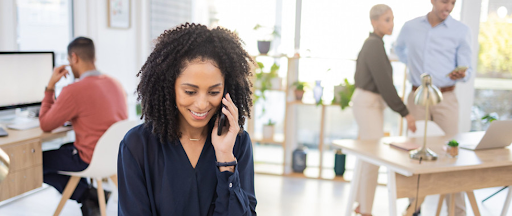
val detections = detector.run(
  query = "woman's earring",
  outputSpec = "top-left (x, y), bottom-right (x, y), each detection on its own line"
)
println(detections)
top-left (175, 104), bottom-right (177, 108)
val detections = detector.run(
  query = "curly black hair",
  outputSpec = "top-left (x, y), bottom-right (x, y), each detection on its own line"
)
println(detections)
top-left (136, 23), bottom-right (254, 143)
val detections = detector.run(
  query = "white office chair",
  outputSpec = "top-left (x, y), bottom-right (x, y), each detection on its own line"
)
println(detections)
top-left (407, 120), bottom-right (446, 138)
top-left (53, 120), bottom-right (139, 216)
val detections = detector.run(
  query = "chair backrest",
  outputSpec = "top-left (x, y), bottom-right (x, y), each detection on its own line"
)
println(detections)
top-left (407, 120), bottom-right (446, 138)
top-left (82, 120), bottom-right (139, 178)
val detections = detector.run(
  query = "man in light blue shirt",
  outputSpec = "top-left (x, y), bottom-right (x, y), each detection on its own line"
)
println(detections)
top-left (395, 0), bottom-right (471, 215)
top-left (395, 13), bottom-right (472, 88)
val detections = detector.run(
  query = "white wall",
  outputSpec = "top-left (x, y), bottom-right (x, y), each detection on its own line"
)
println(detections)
top-left (73, 0), bottom-right (151, 120)
top-left (0, 1), bottom-right (18, 51)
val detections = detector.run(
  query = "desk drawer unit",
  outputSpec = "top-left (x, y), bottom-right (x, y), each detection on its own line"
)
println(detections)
top-left (0, 139), bottom-right (43, 202)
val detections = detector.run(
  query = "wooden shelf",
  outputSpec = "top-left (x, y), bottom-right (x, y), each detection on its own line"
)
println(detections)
top-left (286, 100), bottom-right (340, 107)
top-left (254, 163), bottom-right (284, 175)
top-left (251, 54), bottom-right (289, 59)
top-left (252, 138), bottom-right (284, 145)
top-left (251, 54), bottom-right (402, 62)
top-left (282, 168), bottom-right (348, 182)
top-left (254, 88), bottom-right (287, 93)
top-left (254, 164), bottom-right (351, 182)
top-left (248, 55), bottom-right (350, 182)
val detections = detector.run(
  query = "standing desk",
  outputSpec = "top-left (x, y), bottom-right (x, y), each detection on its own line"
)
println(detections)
top-left (0, 126), bottom-right (72, 202)
top-left (333, 135), bottom-right (512, 216)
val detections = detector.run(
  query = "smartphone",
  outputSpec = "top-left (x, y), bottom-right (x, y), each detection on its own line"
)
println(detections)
top-left (446, 66), bottom-right (468, 77)
top-left (217, 86), bottom-right (228, 136)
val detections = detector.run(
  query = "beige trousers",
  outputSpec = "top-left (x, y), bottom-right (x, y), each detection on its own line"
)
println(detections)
top-left (352, 88), bottom-right (386, 214)
top-left (407, 91), bottom-right (466, 215)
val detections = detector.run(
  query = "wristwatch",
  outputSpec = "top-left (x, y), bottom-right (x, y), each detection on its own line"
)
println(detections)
top-left (216, 158), bottom-right (237, 167)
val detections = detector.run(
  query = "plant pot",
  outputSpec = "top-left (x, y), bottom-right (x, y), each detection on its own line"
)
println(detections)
top-left (446, 145), bottom-right (459, 158)
top-left (292, 147), bottom-right (307, 173)
top-left (270, 77), bottom-right (282, 90)
top-left (294, 90), bottom-right (304, 101)
top-left (333, 85), bottom-right (345, 104)
top-left (257, 41), bottom-right (271, 55)
top-left (334, 149), bottom-right (346, 176)
top-left (262, 125), bottom-right (274, 140)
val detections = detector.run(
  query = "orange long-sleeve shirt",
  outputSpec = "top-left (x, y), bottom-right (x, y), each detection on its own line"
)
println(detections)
top-left (39, 74), bottom-right (128, 164)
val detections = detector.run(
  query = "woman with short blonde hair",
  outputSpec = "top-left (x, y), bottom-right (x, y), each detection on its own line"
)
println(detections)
top-left (351, 4), bottom-right (416, 216)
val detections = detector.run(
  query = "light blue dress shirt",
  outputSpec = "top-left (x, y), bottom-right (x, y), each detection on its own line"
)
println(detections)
top-left (395, 15), bottom-right (472, 88)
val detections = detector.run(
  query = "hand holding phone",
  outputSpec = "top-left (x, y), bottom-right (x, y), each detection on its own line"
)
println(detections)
top-left (447, 66), bottom-right (468, 80)
top-left (217, 87), bottom-right (228, 136)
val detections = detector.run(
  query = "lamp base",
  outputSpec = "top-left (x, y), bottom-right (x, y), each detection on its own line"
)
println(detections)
top-left (409, 147), bottom-right (437, 161)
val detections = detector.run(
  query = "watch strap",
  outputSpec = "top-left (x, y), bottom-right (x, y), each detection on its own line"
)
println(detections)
top-left (216, 158), bottom-right (237, 167)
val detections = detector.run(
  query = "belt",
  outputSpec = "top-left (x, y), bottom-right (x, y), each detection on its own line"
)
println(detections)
top-left (412, 85), bottom-right (455, 93)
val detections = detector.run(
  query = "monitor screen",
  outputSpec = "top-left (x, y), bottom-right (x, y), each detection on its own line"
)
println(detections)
top-left (0, 52), bottom-right (55, 110)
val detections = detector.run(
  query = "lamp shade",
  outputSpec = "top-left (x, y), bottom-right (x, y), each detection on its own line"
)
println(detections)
top-left (414, 74), bottom-right (443, 106)
top-left (0, 148), bottom-right (9, 183)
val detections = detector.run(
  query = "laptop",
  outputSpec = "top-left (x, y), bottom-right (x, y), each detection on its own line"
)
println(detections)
top-left (457, 120), bottom-right (512, 150)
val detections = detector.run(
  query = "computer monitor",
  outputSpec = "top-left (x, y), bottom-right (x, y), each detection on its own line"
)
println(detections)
top-left (0, 52), bottom-right (55, 111)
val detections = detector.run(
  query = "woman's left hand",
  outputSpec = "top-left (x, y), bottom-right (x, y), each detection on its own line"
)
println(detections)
top-left (212, 93), bottom-right (238, 163)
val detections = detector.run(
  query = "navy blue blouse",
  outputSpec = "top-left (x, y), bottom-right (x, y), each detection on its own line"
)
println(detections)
top-left (117, 124), bottom-right (257, 216)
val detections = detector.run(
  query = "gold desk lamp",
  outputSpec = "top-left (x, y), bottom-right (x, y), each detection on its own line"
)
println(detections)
top-left (0, 148), bottom-right (9, 183)
top-left (409, 74), bottom-right (443, 161)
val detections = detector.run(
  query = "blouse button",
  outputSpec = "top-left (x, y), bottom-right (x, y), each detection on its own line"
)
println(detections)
top-left (229, 183), bottom-right (232, 188)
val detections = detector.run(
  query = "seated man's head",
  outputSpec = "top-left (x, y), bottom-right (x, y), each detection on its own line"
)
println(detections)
top-left (67, 37), bottom-right (95, 78)
top-left (136, 23), bottom-right (254, 143)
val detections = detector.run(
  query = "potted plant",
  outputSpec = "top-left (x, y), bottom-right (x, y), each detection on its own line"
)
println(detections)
top-left (481, 113), bottom-right (498, 130)
top-left (332, 78), bottom-right (355, 110)
top-left (254, 24), bottom-right (280, 55)
top-left (254, 62), bottom-right (280, 105)
top-left (291, 81), bottom-right (308, 101)
top-left (268, 63), bottom-right (282, 90)
top-left (446, 139), bottom-right (459, 158)
top-left (263, 119), bottom-right (275, 140)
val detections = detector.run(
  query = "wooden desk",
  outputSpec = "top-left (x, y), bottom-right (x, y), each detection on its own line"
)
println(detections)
top-left (333, 135), bottom-right (512, 216)
top-left (0, 126), bottom-right (72, 202)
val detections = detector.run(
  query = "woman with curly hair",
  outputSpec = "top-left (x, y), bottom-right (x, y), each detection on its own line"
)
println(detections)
top-left (117, 23), bottom-right (256, 216)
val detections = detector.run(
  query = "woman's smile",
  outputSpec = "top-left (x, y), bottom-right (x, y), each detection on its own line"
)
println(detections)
top-left (190, 109), bottom-right (210, 120)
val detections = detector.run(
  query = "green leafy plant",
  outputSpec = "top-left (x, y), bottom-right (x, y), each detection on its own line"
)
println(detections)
top-left (315, 98), bottom-right (323, 107)
top-left (254, 62), bottom-right (281, 116)
top-left (333, 78), bottom-right (355, 110)
top-left (447, 140), bottom-right (459, 147)
top-left (291, 81), bottom-right (308, 91)
top-left (253, 24), bottom-right (281, 41)
top-left (477, 15), bottom-right (512, 77)
top-left (254, 62), bottom-right (280, 104)
top-left (265, 119), bottom-right (276, 126)
top-left (269, 63), bottom-right (279, 77)
top-left (481, 114), bottom-right (497, 124)
top-left (136, 103), bottom-right (142, 116)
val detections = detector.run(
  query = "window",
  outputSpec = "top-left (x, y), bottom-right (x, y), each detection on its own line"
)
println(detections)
top-left (150, 0), bottom-right (192, 41)
top-left (472, 0), bottom-right (512, 131)
top-left (298, 0), bottom-right (462, 141)
top-left (16, 0), bottom-right (74, 94)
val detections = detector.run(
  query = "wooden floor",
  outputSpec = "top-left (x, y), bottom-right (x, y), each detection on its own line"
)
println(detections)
top-left (0, 174), bottom-right (510, 216)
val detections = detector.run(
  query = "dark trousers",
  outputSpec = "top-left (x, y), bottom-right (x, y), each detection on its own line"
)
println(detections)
top-left (43, 143), bottom-right (89, 202)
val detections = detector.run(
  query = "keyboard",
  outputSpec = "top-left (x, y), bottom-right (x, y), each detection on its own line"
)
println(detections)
top-left (7, 120), bottom-right (40, 130)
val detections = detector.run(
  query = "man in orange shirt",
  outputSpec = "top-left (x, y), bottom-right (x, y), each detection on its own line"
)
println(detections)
top-left (39, 37), bottom-right (127, 216)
